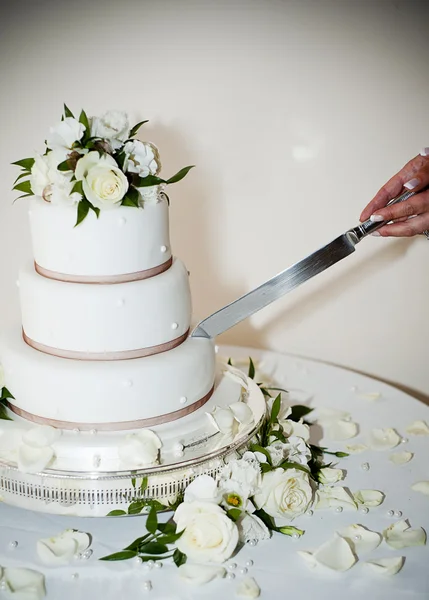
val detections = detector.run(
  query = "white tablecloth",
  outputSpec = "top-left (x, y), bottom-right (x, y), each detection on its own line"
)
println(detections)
top-left (1, 346), bottom-right (428, 599)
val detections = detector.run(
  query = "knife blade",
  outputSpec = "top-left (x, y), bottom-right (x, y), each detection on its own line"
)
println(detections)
top-left (191, 188), bottom-right (417, 339)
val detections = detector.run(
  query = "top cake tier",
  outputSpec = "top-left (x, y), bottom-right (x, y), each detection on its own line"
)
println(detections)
top-left (29, 195), bottom-right (172, 280)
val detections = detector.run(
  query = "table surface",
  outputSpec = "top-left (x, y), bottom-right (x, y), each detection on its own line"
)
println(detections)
top-left (1, 345), bottom-right (428, 600)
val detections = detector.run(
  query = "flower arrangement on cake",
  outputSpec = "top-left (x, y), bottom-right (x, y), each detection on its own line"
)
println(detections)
top-left (12, 105), bottom-right (193, 225)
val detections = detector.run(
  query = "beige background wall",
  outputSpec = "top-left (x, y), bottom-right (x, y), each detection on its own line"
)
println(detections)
top-left (0, 0), bottom-right (428, 399)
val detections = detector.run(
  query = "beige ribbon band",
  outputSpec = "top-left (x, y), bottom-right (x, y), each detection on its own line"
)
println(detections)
top-left (7, 386), bottom-right (214, 431)
top-left (23, 329), bottom-right (189, 361)
top-left (34, 257), bottom-right (173, 284)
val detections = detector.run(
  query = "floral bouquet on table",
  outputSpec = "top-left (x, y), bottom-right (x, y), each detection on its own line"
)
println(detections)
top-left (100, 358), bottom-right (348, 586)
top-left (12, 104), bottom-right (193, 225)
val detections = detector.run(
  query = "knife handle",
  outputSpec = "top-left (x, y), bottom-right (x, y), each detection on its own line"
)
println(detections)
top-left (349, 188), bottom-right (418, 242)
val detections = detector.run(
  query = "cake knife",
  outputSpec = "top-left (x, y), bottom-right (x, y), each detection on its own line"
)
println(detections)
top-left (191, 188), bottom-right (418, 339)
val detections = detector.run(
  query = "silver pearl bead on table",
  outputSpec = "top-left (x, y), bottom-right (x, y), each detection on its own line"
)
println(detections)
top-left (387, 510), bottom-right (395, 517)
top-left (361, 462), bottom-right (370, 471)
top-left (227, 563), bottom-right (237, 571)
top-left (395, 510), bottom-right (402, 518)
top-left (8, 541), bottom-right (18, 549)
top-left (142, 580), bottom-right (152, 592)
top-left (335, 506), bottom-right (343, 513)
top-left (361, 507), bottom-right (369, 514)
top-left (71, 573), bottom-right (79, 580)
top-left (226, 572), bottom-right (235, 580)
top-left (245, 560), bottom-right (254, 567)
top-left (239, 567), bottom-right (248, 575)
top-left (154, 561), bottom-right (163, 569)
top-left (248, 539), bottom-right (258, 547)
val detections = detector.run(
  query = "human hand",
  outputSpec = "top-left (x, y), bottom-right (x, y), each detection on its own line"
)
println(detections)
top-left (360, 148), bottom-right (429, 237)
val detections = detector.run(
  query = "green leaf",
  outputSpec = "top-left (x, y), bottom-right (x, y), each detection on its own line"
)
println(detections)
top-left (131, 477), bottom-right (136, 488)
top-left (314, 445), bottom-right (349, 459)
top-left (13, 180), bottom-right (32, 194)
top-left (79, 109), bottom-right (90, 131)
top-left (128, 500), bottom-right (146, 515)
top-left (124, 534), bottom-right (152, 551)
top-left (106, 509), bottom-right (127, 517)
top-left (166, 165), bottom-right (194, 185)
top-left (249, 444), bottom-right (272, 465)
top-left (248, 357), bottom-right (256, 380)
top-left (140, 477), bottom-right (148, 493)
top-left (268, 429), bottom-right (287, 443)
top-left (139, 542), bottom-right (169, 555)
top-left (12, 158), bottom-right (35, 170)
top-left (254, 508), bottom-right (276, 531)
top-left (57, 159), bottom-right (73, 172)
top-left (129, 120), bottom-right (149, 138)
top-left (289, 405), bottom-right (314, 423)
top-left (71, 180), bottom-right (83, 196)
top-left (13, 172), bottom-right (31, 185)
top-left (0, 405), bottom-right (13, 421)
top-left (156, 532), bottom-right (183, 545)
top-left (227, 358), bottom-right (233, 366)
top-left (157, 521), bottom-right (176, 535)
top-left (87, 201), bottom-right (100, 219)
top-left (278, 461), bottom-right (311, 475)
top-left (133, 174), bottom-right (165, 188)
top-left (226, 508), bottom-right (242, 522)
top-left (75, 200), bottom-right (90, 227)
top-left (260, 462), bottom-right (273, 473)
top-left (121, 186), bottom-right (140, 208)
top-left (1, 387), bottom-right (15, 401)
top-left (278, 525), bottom-right (304, 537)
top-left (141, 499), bottom-right (167, 512)
top-left (270, 394), bottom-right (281, 425)
top-left (264, 386), bottom-right (289, 394)
top-left (115, 151), bottom-right (126, 171)
top-left (258, 386), bottom-right (272, 398)
top-left (173, 549), bottom-right (187, 567)
top-left (99, 550), bottom-right (137, 561)
top-left (146, 505), bottom-right (158, 535)
top-left (64, 103), bottom-right (74, 119)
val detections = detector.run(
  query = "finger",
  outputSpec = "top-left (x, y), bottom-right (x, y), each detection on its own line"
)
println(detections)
top-left (367, 188), bottom-right (429, 223)
top-left (372, 212), bottom-right (429, 237)
top-left (360, 154), bottom-right (429, 221)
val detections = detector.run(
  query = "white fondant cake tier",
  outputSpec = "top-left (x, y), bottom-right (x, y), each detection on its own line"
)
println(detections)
top-left (19, 258), bottom-right (191, 355)
top-left (29, 196), bottom-right (172, 277)
top-left (0, 330), bottom-right (216, 427)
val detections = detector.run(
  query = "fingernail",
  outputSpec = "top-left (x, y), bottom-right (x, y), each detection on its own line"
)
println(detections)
top-left (404, 177), bottom-right (420, 190)
top-left (370, 214), bottom-right (384, 222)
top-left (370, 231), bottom-right (381, 237)
top-left (420, 147), bottom-right (429, 157)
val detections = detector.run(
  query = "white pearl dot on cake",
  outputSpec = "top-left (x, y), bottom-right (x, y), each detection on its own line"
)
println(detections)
top-left (239, 567), bottom-right (248, 575)
top-left (160, 245), bottom-right (168, 253)
top-left (361, 462), bottom-right (370, 471)
top-left (173, 443), bottom-right (184, 457)
top-left (387, 510), bottom-right (394, 517)
top-left (71, 573), bottom-right (79, 580)
top-left (226, 573), bottom-right (235, 581)
top-left (8, 540), bottom-right (18, 549)
top-left (142, 580), bottom-right (152, 592)
top-left (89, 429), bottom-right (97, 435)
top-left (116, 298), bottom-right (125, 308)
top-left (72, 428), bottom-right (80, 434)
top-left (361, 507), bottom-right (369, 514)
top-left (227, 563), bottom-right (237, 571)
top-left (245, 560), bottom-right (254, 568)
top-left (171, 322), bottom-right (179, 330)
top-left (335, 506), bottom-right (343, 513)
top-left (118, 217), bottom-right (127, 226)
top-left (154, 561), bottom-right (162, 569)
top-left (123, 379), bottom-right (133, 388)
top-left (179, 396), bottom-right (187, 404)
top-left (395, 510), bottom-right (402, 518)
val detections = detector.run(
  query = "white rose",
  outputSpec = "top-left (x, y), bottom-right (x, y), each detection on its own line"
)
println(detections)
top-left (184, 474), bottom-right (222, 504)
top-left (174, 501), bottom-right (239, 563)
top-left (253, 468), bottom-right (313, 519)
top-left (90, 110), bottom-right (130, 150)
top-left (123, 140), bottom-right (160, 177)
top-left (75, 151), bottom-right (128, 209)
top-left (46, 117), bottom-right (85, 158)
top-left (118, 430), bottom-right (162, 467)
top-left (236, 513), bottom-right (271, 544)
top-left (317, 467), bottom-right (344, 485)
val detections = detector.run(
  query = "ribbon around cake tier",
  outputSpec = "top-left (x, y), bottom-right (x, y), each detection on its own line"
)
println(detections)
top-left (34, 256), bottom-right (173, 284)
top-left (22, 329), bottom-right (190, 360)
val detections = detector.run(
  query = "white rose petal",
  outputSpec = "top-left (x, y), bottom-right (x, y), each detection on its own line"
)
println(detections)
top-left (338, 524), bottom-right (382, 555)
top-left (118, 430), bottom-right (162, 468)
top-left (365, 556), bottom-right (405, 576)
top-left (75, 151), bottom-right (128, 209)
top-left (224, 366), bottom-right (250, 391)
top-left (324, 419), bottom-right (358, 441)
top-left (389, 451), bottom-right (413, 465)
top-left (229, 402), bottom-right (254, 426)
top-left (18, 444), bottom-right (54, 474)
top-left (357, 392), bottom-right (382, 401)
top-left (237, 513), bottom-right (271, 544)
top-left (313, 534), bottom-right (357, 572)
top-left (253, 468), bottom-right (313, 519)
top-left (297, 550), bottom-right (318, 570)
top-left (316, 408), bottom-right (351, 424)
top-left (1, 567), bottom-right (46, 600)
top-left (317, 467), bottom-right (344, 485)
top-left (315, 486), bottom-right (357, 511)
top-left (206, 406), bottom-right (237, 436)
top-left (184, 475), bottom-right (221, 504)
top-left (37, 528), bottom-right (90, 566)
top-left (178, 564), bottom-right (226, 585)
top-left (345, 444), bottom-right (368, 454)
top-left (46, 117), bottom-right (85, 155)
top-left (236, 577), bottom-right (261, 598)
top-left (22, 426), bottom-right (60, 448)
top-left (90, 110), bottom-right (130, 150)
top-left (411, 481), bottom-right (429, 496)
top-left (367, 428), bottom-right (401, 450)
top-left (383, 520), bottom-right (427, 549)
top-left (354, 489), bottom-right (385, 507)
top-left (405, 420), bottom-right (429, 436)
top-left (174, 501), bottom-right (239, 563)
top-left (281, 419), bottom-right (310, 442)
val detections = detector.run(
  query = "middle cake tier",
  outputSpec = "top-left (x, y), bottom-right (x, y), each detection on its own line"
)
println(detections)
top-left (19, 258), bottom-right (191, 358)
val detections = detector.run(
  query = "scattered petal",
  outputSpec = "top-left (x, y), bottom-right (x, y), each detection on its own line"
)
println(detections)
top-left (37, 530), bottom-right (90, 566)
top-left (18, 444), bottom-right (54, 474)
top-left (357, 392), bottom-right (382, 401)
top-left (345, 444), bottom-right (368, 454)
top-left (389, 452), bottom-right (413, 465)
top-left (406, 420), bottom-right (429, 436)
top-left (383, 520), bottom-right (426, 549)
top-left (229, 402), bottom-right (254, 426)
top-left (22, 425), bottom-right (61, 448)
top-left (338, 524), bottom-right (382, 555)
top-left (324, 420), bottom-right (358, 441)
top-left (354, 489), bottom-right (385, 507)
top-left (206, 406), bottom-right (237, 436)
top-left (317, 468), bottom-right (344, 485)
top-left (224, 366), bottom-right (250, 391)
top-left (281, 419), bottom-right (310, 442)
top-left (367, 428), bottom-right (401, 451)
top-left (316, 408), bottom-right (351, 424)
top-left (411, 481), bottom-right (429, 496)
top-left (1, 567), bottom-right (46, 599)
top-left (365, 557), bottom-right (404, 576)
top-left (297, 550), bottom-right (318, 570)
top-left (236, 577), bottom-right (261, 598)
top-left (315, 486), bottom-right (357, 511)
top-left (313, 534), bottom-right (357, 571)
top-left (178, 564), bottom-right (226, 585)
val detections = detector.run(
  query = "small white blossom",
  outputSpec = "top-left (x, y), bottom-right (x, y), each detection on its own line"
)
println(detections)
top-left (123, 140), bottom-right (160, 177)
top-left (46, 117), bottom-right (85, 159)
top-left (90, 110), bottom-right (130, 150)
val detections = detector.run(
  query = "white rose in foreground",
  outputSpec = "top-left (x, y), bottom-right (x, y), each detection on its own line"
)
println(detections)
top-left (118, 430), bottom-right (162, 467)
top-left (0, 567), bottom-right (46, 599)
top-left (46, 117), bottom-right (85, 158)
top-left (75, 151), bottom-right (128, 209)
top-left (90, 110), bottom-right (130, 150)
top-left (123, 140), bottom-right (160, 177)
top-left (237, 513), bottom-right (271, 544)
top-left (37, 529), bottom-right (90, 566)
top-left (174, 501), bottom-right (239, 563)
top-left (184, 474), bottom-right (222, 504)
top-left (253, 468), bottom-right (313, 519)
